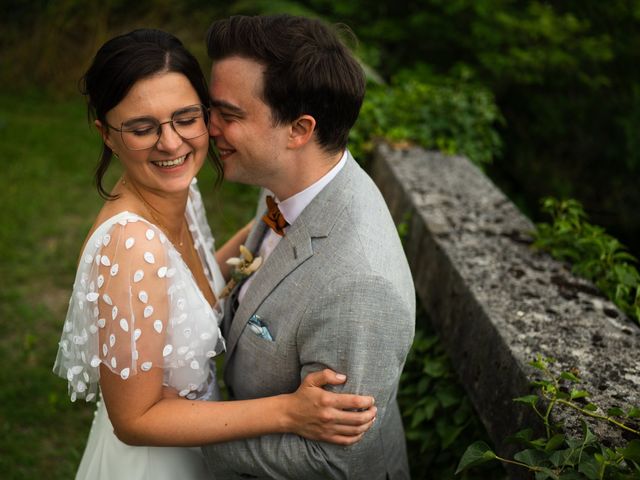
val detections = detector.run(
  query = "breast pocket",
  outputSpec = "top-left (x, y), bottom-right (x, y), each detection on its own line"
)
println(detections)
top-left (238, 317), bottom-right (279, 357)
top-left (230, 316), bottom-right (299, 397)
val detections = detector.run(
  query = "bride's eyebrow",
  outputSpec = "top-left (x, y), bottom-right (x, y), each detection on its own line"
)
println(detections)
top-left (174, 105), bottom-right (202, 115)
top-left (122, 116), bottom-right (156, 127)
top-left (120, 105), bottom-right (203, 127)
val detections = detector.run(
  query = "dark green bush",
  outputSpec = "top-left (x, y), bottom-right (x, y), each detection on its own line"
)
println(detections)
top-left (350, 71), bottom-right (503, 167)
top-left (398, 314), bottom-right (506, 479)
top-left (533, 197), bottom-right (640, 325)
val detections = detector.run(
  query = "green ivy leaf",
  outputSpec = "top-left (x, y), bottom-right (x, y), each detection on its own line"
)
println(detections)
top-left (560, 372), bottom-right (581, 383)
top-left (607, 407), bottom-right (624, 417)
top-left (454, 441), bottom-right (497, 474)
top-left (530, 357), bottom-right (552, 371)
top-left (545, 434), bottom-right (566, 452)
top-left (583, 403), bottom-right (598, 412)
top-left (549, 447), bottom-right (578, 468)
top-left (626, 407), bottom-right (640, 418)
top-left (532, 380), bottom-right (553, 388)
top-left (534, 467), bottom-right (560, 480)
top-left (409, 406), bottom-right (427, 429)
top-left (423, 395), bottom-right (439, 421)
top-left (435, 385), bottom-right (462, 408)
top-left (558, 470), bottom-right (586, 480)
top-left (577, 454), bottom-right (601, 480)
top-left (416, 376), bottom-right (430, 396)
top-left (570, 389), bottom-right (589, 400)
top-left (508, 428), bottom-right (534, 446)
top-left (581, 421), bottom-right (597, 446)
top-left (423, 358), bottom-right (448, 378)
top-left (514, 395), bottom-right (539, 407)
top-left (621, 440), bottom-right (640, 463)
top-left (514, 448), bottom-right (549, 467)
top-left (437, 421), bottom-right (466, 449)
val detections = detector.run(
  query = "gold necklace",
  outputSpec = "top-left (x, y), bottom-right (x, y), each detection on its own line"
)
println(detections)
top-left (121, 177), bottom-right (186, 247)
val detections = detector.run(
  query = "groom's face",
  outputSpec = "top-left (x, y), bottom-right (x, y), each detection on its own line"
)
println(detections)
top-left (208, 56), bottom-right (290, 188)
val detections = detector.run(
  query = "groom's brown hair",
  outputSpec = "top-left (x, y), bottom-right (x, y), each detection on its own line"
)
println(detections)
top-left (206, 14), bottom-right (365, 155)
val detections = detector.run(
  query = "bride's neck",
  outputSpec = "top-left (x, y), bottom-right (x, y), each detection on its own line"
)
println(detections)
top-left (119, 176), bottom-right (189, 242)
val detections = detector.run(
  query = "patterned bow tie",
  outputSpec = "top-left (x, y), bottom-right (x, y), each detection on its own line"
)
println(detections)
top-left (262, 195), bottom-right (289, 236)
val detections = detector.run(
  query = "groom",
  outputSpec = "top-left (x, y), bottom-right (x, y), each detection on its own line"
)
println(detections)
top-left (203, 15), bottom-right (415, 479)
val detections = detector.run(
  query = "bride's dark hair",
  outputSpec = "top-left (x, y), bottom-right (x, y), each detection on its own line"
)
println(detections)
top-left (80, 29), bottom-right (221, 199)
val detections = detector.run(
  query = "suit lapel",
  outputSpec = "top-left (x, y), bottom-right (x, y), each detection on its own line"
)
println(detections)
top-left (225, 222), bottom-right (313, 357)
top-left (224, 154), bottom-right (358, 359)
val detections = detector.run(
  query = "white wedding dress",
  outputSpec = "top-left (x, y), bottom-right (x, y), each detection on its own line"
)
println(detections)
top-left (53, 180), bottom-right (225, 479)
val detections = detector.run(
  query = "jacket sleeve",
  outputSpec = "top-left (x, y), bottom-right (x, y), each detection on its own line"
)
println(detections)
top-left (202, 273), bottom-right (415, 479)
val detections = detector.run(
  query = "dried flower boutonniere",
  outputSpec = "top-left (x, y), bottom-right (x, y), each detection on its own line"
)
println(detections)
top-left (219, 245), bottom-right (262, 299)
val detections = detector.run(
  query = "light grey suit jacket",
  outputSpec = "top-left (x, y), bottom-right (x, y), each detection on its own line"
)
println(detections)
top-left (202, 153), bottom-right (415, 479)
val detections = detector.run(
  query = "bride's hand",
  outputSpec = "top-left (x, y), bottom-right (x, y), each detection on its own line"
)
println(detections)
top-left (284, 369), bottom-right (377, 445)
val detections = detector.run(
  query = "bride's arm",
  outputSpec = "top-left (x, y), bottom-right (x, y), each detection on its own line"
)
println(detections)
top-left (99, 366), bottom-right (376, 447)
top-left (214, 220), bottom-right (254, 280)
top-left (93, 219), bottom-right (375, 447)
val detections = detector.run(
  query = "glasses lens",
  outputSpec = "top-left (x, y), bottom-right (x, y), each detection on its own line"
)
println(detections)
top-left (121, 120), bottom-right (160, 150)
top-left (173, 105), bottom-right (207, 139)
top-left (118, 105), bottom-right (208, 150)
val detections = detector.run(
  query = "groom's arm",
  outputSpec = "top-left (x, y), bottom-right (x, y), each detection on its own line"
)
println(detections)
top-left (203, 273), bottom-right (415, 479)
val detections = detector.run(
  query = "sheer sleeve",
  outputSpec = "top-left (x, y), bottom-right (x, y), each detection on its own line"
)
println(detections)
top-left (53, 215), bottom-right (225, 402)
top-left (188, 179), bottom-right (216, 254)
top-left (187, 179), bottom-right (226, 299)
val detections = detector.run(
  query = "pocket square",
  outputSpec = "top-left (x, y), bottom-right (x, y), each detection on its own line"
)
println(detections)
top-left (247, 314), bottom-right (274, 341)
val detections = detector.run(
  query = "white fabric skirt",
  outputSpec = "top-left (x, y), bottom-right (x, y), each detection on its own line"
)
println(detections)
top-left (76, 399), bottom-right (210, 480)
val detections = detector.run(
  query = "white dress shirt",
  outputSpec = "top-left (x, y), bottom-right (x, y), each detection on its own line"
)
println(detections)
top-left (238, 151), bottom-right (347, 303)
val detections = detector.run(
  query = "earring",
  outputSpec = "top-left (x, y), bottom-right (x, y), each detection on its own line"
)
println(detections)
top-left (113, 151), bottom-right (120, 159)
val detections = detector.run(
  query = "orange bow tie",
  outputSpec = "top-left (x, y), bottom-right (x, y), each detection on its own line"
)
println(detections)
top-left (262, 195), bottom-right (289, 236)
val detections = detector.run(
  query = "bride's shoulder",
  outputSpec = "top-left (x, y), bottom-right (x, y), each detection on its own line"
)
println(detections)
top-left (80, 212), bottom-right (169, 266)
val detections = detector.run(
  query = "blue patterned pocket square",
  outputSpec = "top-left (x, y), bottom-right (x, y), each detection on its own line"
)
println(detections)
top-left (247, 314), bottom-right (274, 341)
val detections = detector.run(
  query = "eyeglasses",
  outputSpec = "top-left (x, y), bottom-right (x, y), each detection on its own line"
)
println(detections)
top-left (106, 104), bottom-right (209, 150)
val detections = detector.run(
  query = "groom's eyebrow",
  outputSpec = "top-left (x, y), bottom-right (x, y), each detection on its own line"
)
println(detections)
top-left (209, 99), bottom-right (244, 115)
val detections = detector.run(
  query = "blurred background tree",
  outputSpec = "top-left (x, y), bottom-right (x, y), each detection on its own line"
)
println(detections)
top-left (2, 0), bottom-right (637, 254)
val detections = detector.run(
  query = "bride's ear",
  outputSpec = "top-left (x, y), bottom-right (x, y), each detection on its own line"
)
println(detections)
top-left (287, 115), bottom-right (316, 149)
top-left (94, 119), bottom-right (115, 151)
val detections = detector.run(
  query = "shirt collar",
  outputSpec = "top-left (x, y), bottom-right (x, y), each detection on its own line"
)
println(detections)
top-left (274, 150), bottom-right (347, 225)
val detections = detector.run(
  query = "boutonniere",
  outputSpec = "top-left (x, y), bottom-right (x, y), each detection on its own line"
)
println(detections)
top-left (220, 245), bottom-right (262, 299)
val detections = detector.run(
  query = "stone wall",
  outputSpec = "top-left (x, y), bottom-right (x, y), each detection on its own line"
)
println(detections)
top-left (370, 144), bottom-right (640, 464)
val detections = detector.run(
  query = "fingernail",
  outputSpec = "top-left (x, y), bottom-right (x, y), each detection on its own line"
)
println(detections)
top-left (335, 373), bottom-right (346, 381)
top-left (371, 397), bottom-right (375, 406)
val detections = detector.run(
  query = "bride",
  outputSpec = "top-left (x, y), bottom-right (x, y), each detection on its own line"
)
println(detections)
top-left (53, 29), bottom-right (376, 479)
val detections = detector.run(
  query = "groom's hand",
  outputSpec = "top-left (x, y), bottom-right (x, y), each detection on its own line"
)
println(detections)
top-left (283, 369), bottom-right (377, 446)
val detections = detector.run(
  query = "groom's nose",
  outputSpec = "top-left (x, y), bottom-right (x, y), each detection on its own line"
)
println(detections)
top-left (208, 111), bottom-right (222, 137)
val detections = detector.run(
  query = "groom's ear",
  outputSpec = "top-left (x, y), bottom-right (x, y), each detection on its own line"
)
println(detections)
top-left (287, 115), bottom-right (316, 150)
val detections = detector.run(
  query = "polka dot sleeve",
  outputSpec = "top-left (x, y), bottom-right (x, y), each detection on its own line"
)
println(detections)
top-left (53, 215), bottom-right (225, 402)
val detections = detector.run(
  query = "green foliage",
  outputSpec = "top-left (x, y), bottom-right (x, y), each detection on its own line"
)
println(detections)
top-left (350, 70), bottom-right (503, 167)
top-left (3, 0), bottom-right (640, 252)
top-left (533, 197), bottom-right (640, 325)
top-left (0, 0), bottom-right (228, 95)
top-left (292, 0), bottom-right (640, 256)
top-left (398, 320), bottom-right (505, 479)
top-left (457, 356), bottom-right (640, 479)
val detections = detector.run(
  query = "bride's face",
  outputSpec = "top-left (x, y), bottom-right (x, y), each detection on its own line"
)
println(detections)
top-left (97, 72), bottom-right (209, 196)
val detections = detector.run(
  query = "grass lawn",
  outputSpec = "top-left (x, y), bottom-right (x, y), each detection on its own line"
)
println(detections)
top-left (0, 92), bottom-right (258, 479)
